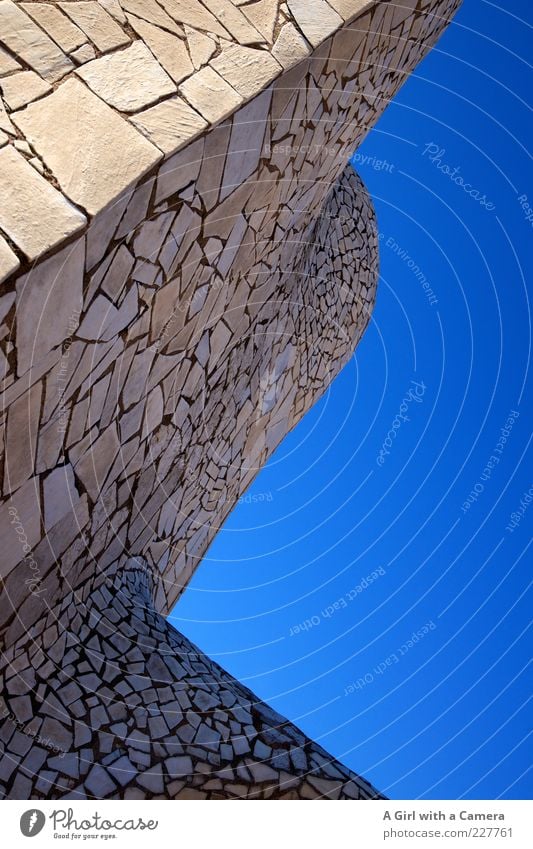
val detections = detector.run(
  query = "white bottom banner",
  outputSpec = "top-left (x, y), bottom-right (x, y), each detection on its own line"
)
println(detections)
top-left (1, 800), bottom-right (531, 848)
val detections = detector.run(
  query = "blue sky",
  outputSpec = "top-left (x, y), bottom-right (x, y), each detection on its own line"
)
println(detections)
top-left (170, 0), bottom-right (532, 800)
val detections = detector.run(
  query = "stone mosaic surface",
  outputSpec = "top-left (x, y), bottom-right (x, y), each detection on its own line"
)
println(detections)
top-left (0, 0), bottom-right (461, 799)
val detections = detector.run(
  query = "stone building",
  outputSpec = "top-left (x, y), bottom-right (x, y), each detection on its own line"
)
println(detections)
top-left (0, 0), bottom-right (460, 799)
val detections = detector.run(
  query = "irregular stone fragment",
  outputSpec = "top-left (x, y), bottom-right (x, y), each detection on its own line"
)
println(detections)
top-left (272, 22), bottom-right (310, 69)
top-left (0, 45), bottom-right (20, 77)
top-left (0, 71), bottom-right (51, 111)
top-left (184, 25), bottom-right (216, 69)
top-left (211, 42), bottom-right (281, 99)
top-left (59, 1), bottom-right (130, 52)
top-left (76, 41), bottom-right (176, 112)
top-left (5, 381), bottom-right (41, 494)
top-left (241, 0), bottom-right (279, 42)
top-left (20, 3), bottom-right (87, 53)
top-left (130, 97), bottom-right (207, 156)
top-left (286, 0), bottom-right (343, 48)
top-left (328, 0), bottom-right (373, 22)
top-left (0, 100), bottom-right (15, 135)
top-left (13, 78), bottom-right (162, 217)
top-left (0, 146), bottom-right (86, 262)
top-left (201, 0), bottom-right (264, 45)
top-left (15, 237), bottom-right (85, 376)
top-left (0, 0), bottom-right (73, 82)
top-left (126, 15), bottom-right (194, 84)
top-left (0, 234), bottom-right (19, 283)
top-left (73, 423), bottom-right (120, 502)
top-left (70, 44), bottom-right (97, 65)
top-left (156, 0), bottom-right (230, 38)
top-left (179, 66), bottom-right (242, 124)
top-left (120, 0), bottom-right (183, 36)
top-left (98, 0), bottom-right (127, 25)
top-left (43, 464), bottom-right (79, 531)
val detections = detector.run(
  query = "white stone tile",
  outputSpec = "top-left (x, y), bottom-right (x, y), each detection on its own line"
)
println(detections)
top-left (0, 146), bottom-right (86, 261)
top-left (286, 0), bottom-right (343, 47)
top-left (211, 42), bottom-right (281, 100)
top-left (0, 234), bottom-right (19, 283)
top-left (76, 41), bottom-right (176, 113)
top-left (13, 78), bottom-right (162, 217)
top-left (179, 66), bottom-right (242, 124)
top-left (20, 3), bottom-right (88, 52)
top-left (0, 0), bottom-right (73, 82)
top-left (59, 1), bottom-right (130, 52)
top-left (0, 71), bottom-right (51, 111)
top-left (130, 97), bottom-right (207, 156)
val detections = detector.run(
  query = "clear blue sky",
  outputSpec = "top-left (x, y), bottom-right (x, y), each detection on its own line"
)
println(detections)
top-left (169, 0), bottom-right (532, 800)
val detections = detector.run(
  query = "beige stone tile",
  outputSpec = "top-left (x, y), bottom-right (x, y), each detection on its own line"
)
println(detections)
top-left (0, 101), bottom-right (15, 135)
top-left (0, 0), bottom-right (73, 82)
top-left (0, 233), bottom-right (19, 284)
top-left (241, 0), bottom-right (279, 42)
top-left (127, 15), bottom-right (193, 84)
top-left (130, 96), bottom-right (207, 156)
top-left (121, 0), bottom-right (183, 35)
top-left (15, 238), bottom-right (85, 377)
top-left (286, 0), bottom-right (343, 47)
top-left (59, 1), bottom-right (130, 52)
top-left (179, 66), bottom-right (242, 124)
top-left (13, 78), bottom-right (162, 217)
top-left (76, 40), bottom-right (176, 112)
top-left (272, 22), bottom-right (310, 69)
top-left (0, 476), bottom-right (41, 580)
top-left (0, 70), bottom-right (51, 111)
top-left (0, 44), bottom-right (21, 77)
top-left (156, 0), bottom-right (230, 38)
top-left (201, 0), bottom-right (264, 45)
top-left (184, 25), bottom-right (216, 69)
top-left (327, 0), bottom-right (374, 21)
top-left (211, 43), bottom-right (281, 99)
top-left (0, 146), bottom-right (86, 261)
top-left (71, 44), bottom-right (97, 65)
top-left (98, 0), bottom-right (127, 25)
top-left (20, 3), bottom-right (87, 53)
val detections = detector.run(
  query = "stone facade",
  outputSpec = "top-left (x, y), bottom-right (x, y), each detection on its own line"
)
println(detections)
top-left (0, 0), bottom-right (460, 799)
